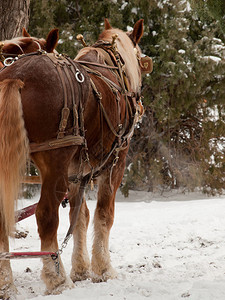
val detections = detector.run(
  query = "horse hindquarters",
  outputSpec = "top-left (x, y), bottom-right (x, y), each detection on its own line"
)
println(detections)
top-left (0, 79), bottom-right (29, 297)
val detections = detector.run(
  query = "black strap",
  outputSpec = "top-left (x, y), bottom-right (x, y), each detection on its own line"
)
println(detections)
top-left (64, 174), bottom-right (91, 239)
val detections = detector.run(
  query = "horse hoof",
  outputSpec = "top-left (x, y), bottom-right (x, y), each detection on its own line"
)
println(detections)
top-left (70, 270), bottom-right (91, 282)
top-left (92, 268), bottom-right (117, 283)
top-left (44, 277), bottom-right (74, 295)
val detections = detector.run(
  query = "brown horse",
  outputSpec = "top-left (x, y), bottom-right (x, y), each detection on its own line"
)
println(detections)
top-left (0, 28), bottom-right (59, 68)
top-left (0, 19), bottom-right (151, 297)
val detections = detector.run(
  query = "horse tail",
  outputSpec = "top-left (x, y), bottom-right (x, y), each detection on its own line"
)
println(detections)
top-left (0, 79), bottom-right (29, 236)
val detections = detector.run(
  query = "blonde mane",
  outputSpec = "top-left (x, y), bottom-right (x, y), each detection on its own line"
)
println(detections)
top-left (76, 28), bottom-right (141, 93)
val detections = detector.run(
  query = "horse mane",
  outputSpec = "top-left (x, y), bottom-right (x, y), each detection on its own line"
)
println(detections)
top-left (76, 28), bottom-right (141, 93)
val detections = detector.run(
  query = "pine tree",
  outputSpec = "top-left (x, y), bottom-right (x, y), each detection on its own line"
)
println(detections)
top-left (0, 0), bottom-right (30, 40)
top-left (28, 0), bottom-right (225, 195)
top-left (122, 0), bottom-right (225, 195)
top-left (190, 0), bottom-right (225, 34)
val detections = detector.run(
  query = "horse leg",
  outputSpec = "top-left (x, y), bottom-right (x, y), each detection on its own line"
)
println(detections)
top-left (0, 229), bottom-right (17, 299)
top-left (91, 153), bottom-right (127, 282)
top-left (33, 151), bottom-right (74, 294)
top-left (69, 183), bottom-right (91, 282)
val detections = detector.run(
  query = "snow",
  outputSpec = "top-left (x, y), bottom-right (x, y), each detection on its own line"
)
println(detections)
top-left (127, 26), bottom-right (133, 32)
top-left (9, 190), bottom-right (225, 299)
top-left (131, 7), bottom-right (138, 14)
top-left (121, 2), bottom-right (128, 10)
top-left (203, 56), bottom-right (222, 63)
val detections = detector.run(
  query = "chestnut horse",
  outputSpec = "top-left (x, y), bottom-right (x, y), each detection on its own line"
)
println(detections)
top-left (0, 28), bottom-right (59, 68)
top-left (0, 19), bottom-right (150, 297)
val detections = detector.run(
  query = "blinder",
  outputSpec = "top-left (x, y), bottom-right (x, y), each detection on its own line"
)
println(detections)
top-left (134, 47), bottom-right (153, 75)
top-left (140, 55), bottom-right (153, 75)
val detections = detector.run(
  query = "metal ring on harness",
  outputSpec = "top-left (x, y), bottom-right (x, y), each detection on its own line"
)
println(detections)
top-left (4, 57), bottom-right (17, 67)
top-left (75, 70), bottom-right (85, 83)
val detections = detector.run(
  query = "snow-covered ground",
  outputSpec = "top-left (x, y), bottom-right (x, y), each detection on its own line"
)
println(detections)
top-left (10, 190), bottom-right (225, 299)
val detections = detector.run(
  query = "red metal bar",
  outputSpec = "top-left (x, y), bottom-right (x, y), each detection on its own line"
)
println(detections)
top-left (15, 193), bottom-right (69, 223)
top-left (0, 251), bottom-right (57, 260)
top-left (15, 202), bottom-right (38, 222)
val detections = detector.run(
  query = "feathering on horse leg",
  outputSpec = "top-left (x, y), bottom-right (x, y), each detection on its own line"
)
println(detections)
top-left (92, 155), bottom-right (127, 282)
top-left (69, 183), bottom-right (91, 282)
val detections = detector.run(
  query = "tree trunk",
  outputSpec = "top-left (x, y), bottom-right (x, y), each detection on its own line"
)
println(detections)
top-left (0, 0), bottom-right (30, 40)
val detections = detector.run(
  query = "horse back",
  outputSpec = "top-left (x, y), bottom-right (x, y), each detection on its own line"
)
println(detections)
top-left (0, 54), bottom-right (91, 144)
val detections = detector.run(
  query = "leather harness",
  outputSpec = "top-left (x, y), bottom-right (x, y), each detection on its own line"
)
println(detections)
top-left (1, 43), bottom-right (144, 182)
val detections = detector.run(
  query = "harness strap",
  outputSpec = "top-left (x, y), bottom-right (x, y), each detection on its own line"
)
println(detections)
top-left (70, 63), bottom-right (81, 136)
top-left (56, 65), bottom-right (70, 138)
top-left (62, 63), bottom-right (78, 136)
top-left (76, 59), bottom-right (118, 70)
top-left (82, 64), bottom-right (122, 93)
top-left (90, 142), bottom-right (119, 179)
top-left (89, 78), bottom-right (121, 137)
top-left (29, 135), bottom-right (84, 153)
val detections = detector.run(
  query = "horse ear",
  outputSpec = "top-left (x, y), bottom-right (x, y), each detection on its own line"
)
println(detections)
top-left (45, 28), bottom-right (59, 52)
top-left (22, 28), bottom-right (30, 37)
top-left (130, 19), bottom-right (144, 45)
top-left (104, 18), bottom-right (112, 30)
